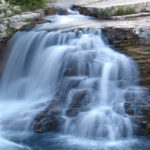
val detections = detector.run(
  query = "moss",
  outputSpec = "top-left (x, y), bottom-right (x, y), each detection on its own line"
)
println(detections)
top-left (140, 28), bottom-right (144, 32)
top-left (5, 0), bottom-right (46, 10)
top-left (11, 8), bottom-right (22, 15)
top-left (25, 18), bottom-right (34, 22)
top-left (144, 48), bottom-right (150, 51)
top-left (98, 8), bottom-right (112, 18)
top-left (115, 7), bottom-right (136, 16)
top-left (116, 7), bottom-right (126, 16)
top-left (125, 7), bottom-right (136, 14)
top-left (6, 28), bottom-right (14, 38)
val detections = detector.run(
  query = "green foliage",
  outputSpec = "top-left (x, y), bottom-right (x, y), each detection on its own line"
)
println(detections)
top-left (6, 28), bottom-right (14, 38)
top-left (144, 48), bottom-right (150, 51)
top-left (115, 7), bottom-right (136, 16)
top-left (116, 7), bottom-right (125, 16)
top-left (25, 18), bottom-right (34, 22)
top-left (125, 7), bottom-right (136, 14)
top-left (140, 28), bottom-right (144, 32)
top-left (5, 0), bottom-right (46, 10)
top-left (98, 8), bottom-right (112, 18)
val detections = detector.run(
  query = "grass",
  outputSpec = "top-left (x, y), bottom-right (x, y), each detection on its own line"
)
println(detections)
top-left (140, 28), bottom-right (144, 32)
top-left (25, 18), bottom-right (34, 22)
top-left (5, 0), bottom-right (46, 11)
top-left (115, 7), bottom-right (136, 16)
top-left (144, 48), bottom-right (150, 51)
top-left (98, 8), bottom-right (112, 18)
top-left (6, 28), bottom-right (14, 38)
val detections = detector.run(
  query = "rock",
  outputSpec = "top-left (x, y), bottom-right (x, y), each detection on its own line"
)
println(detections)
top-left (0, 3), bottom-right (7, 10)
top-left (57, 7), bottom-right (68, 15)
top-left (66, 89), bottom-right (90, 117)
top-left (45, 4), bottom-right (68, 15)
top-left (70, 89), bottom-right (87, 108)
top-left (41, 116), bottom-right (65, 132)
top-left (0, 10), bottom-right (45, 45)
top-left (127, 108), bottom-right (134, 115)
top-left (6, 10), bottom-right (12, 16)
top-left (13, 6), bottom-right (21, 12)
top-left (33, 108), bottom-right (65, 133)
top-left (66, 108), bottom-right (79, 117)
top-left (0, 12), bottom-right (5, 18)
top-left (73, 0), bottom-right (150, 18)
top-left (45, 6), bottom-right (57, 15)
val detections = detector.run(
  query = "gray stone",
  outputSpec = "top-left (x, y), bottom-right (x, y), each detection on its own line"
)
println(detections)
top-left (0, 12), bottom-right (5, 18)
top-left (6, 10), bottom-right (12, 16)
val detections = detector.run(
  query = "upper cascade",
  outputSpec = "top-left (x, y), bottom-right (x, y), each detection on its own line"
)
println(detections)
top-left (0, 12), bottom-right (144, 150)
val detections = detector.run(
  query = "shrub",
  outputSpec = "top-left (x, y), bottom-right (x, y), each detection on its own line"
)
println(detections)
top-left (5, 0), bottom-right (46, 10)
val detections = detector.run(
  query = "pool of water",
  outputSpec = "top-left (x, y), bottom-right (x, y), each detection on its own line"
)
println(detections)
top-left (4, 132), bottom-right (150, 150)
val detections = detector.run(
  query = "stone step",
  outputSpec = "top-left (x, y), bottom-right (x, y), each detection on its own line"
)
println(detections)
top-left (137, 60), bottom-right (150, 65)
top-left (134, 56), bottom-right (150, 61)
top-left (111, 12), bottom-right (150, 20)
top-left (126, 49), bottom-right (150, 56)
top-left (141, 77), bottom-right (150, 86)
top-left (73, 0), bottom-right (150, 18)
top-left (62, 50), bottom-right (97, 77)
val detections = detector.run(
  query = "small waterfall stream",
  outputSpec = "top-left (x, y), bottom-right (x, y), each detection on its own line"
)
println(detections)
top-left (0, 11), bottom-right (148, 150)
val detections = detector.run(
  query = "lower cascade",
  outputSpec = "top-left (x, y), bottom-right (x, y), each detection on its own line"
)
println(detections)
top-left (0, 13), bottom-right (145, 150)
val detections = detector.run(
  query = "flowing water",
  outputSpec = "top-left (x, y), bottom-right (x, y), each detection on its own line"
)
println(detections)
top-left (0, 11), bottom-right (149, 150)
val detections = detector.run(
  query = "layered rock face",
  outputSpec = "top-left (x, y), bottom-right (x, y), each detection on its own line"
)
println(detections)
top-left (101, 28), bottom-right (150, 135)
top-left (123, 87), bottom-right (150, 136)
top-left (73, 0), bottom-right (150, 18)
top-left (102, 27), bottom-right (150, 88)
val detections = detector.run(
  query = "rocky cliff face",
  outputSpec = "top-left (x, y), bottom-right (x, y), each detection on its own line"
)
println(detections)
top-left (0, 3), bottom-right (46, 77)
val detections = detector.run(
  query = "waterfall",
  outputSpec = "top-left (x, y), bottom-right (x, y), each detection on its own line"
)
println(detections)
top-left (0, 13), bottom-right (142, 150)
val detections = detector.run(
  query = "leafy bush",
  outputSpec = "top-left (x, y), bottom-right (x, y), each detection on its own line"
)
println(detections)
top-left (5, 0), bottom-right (46, 10)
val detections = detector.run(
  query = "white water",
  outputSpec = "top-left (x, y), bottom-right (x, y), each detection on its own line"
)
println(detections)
top-left (0, 12), bottom-right (142, 150)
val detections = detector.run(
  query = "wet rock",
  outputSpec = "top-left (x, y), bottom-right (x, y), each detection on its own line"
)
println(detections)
top-left (70, 89), bottom-right (87, 108)
top-left (41, 116), bottom-right (65, 132)
top-left (57, 7), bottom-right (68, 15)
top-left (62, 50), bottom-right (96, 77)
top-left (45, 5), bottom-right (68, 15)
top-left (45, 6), bottom-right (57, 15)
top-left (66, 89), bottom-right (90, 117)
top-left (126, 108), bottom-right (134, 115)
top-left (33, 107), bottom-right (65, 133)
top-left (66, 108), bottom-right (79, 117)
top-left (124, 88), bottom-right (150, 136)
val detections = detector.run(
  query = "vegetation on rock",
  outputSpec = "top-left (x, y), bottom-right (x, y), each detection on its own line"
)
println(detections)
top-left (5, 0), bottom-right (46, 10)
top-left (115, 7), bottom-right (136, 16)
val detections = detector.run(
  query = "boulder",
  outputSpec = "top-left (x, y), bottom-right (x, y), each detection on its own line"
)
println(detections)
top-left (32, 107), bottom-right (65, 133)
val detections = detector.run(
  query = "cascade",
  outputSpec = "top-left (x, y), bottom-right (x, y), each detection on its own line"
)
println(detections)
top-left (0, 12), bottom-right (144, 150)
